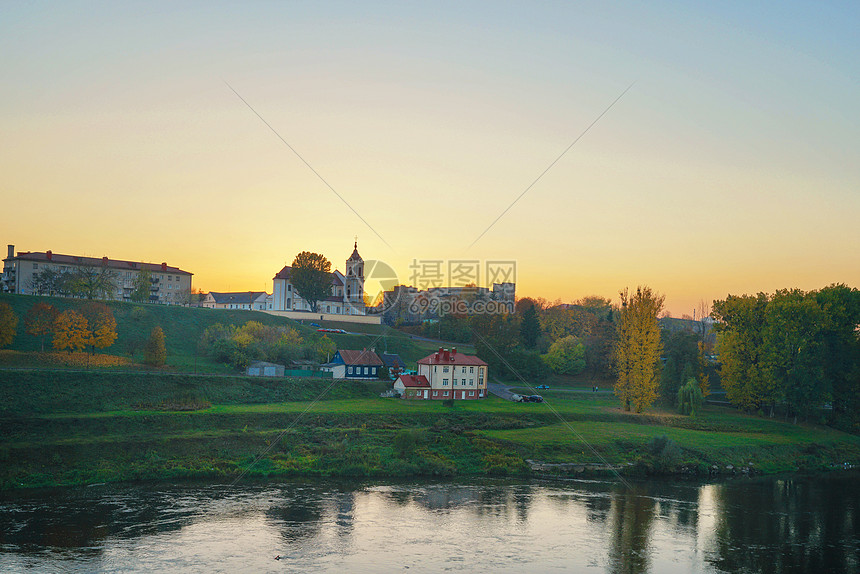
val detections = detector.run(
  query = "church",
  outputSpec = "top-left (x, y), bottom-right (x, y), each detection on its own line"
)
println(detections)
top-left (271, 242), bottom-right (366, 316)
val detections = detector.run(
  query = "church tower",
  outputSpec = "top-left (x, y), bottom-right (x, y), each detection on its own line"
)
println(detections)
top-left (345, 241), bottom-right (365, 314)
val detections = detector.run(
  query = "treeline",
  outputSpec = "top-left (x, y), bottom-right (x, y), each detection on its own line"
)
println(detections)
top-left (416, 296), bottom-right (617, 380)
top-left (198, 320), bottom-right (336, 369)
top-left (713, 284), bottom-right (860, 429)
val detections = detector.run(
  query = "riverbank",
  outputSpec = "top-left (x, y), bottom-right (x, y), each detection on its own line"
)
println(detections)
top-left (2, 371), bottom-right (859, 490)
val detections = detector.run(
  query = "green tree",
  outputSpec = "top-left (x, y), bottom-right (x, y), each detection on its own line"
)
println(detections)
top-left (0, 302), bottom-right (19, 348)
top-left (519, 303), bottom-right (541, 348)
top-left (79, 302), bottom-right (118, 354)
top-left (130, 266), bottom-right (152, 302)
top-left (24, 302), bottom-right (58, 351)
top-left (614, 286), bottom-right (664, 413)
top-left (762, 289), bottom-right (826, 421)
top-left (144, 326), bottom-right (166, 366)
top-left (290, 251), bottom-right (332, 313)
top-left (67, 265), bottom-right (118, 299)
top-left (712, 293), bottom-right (773, 413)
top-left (816, 284), bottom-right (860, 429)
top-left (53, 310), bottom-right (89, 353)
top-left (543, 335), bottom-right (586, 374)
top-left (677, 378), bottom-right (704, 416)
top-left (313, 334), bottom-right (337, 363)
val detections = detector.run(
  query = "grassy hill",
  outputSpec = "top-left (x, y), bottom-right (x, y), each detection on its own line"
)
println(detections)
top-left (0, 293), bottom-right (446, 371)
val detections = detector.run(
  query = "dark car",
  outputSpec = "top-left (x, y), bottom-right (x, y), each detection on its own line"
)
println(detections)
top-left (528, 395), bottom-right (544, 403)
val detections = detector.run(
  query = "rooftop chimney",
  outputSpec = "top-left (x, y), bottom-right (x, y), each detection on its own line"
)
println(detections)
top-left (46, 250), bottom-right (52, 260)
top-left (102, 256), bottom-right (109, 265)
top-left (6, 245), bottom-right (13, 259)
top-left (161, 262), bottom-right (167, 271)
top-left (452, 347), bottom-right (457, 356)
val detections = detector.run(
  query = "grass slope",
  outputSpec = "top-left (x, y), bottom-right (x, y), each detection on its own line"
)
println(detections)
top-left (2, 370), bottom-right (858, 489)
top-left (0, 293), bottom-right (443, 371)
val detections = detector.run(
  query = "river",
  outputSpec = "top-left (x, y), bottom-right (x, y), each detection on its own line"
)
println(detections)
top-left (1, 472), bottom-right (857, 573)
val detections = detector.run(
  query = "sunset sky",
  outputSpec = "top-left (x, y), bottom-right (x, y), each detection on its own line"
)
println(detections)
top-left (2, 2), bottom-right (858, 316)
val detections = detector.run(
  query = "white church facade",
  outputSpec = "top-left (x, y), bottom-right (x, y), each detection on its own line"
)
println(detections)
top-left (271, 242), bottom-right (367, 316)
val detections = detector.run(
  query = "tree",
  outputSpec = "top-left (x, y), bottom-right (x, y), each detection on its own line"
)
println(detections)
top-left (543, 335), bottom-right (586, 374)
top-left (677, 378), bottom-right (704, 416)
top-left (614, 286), bottom-right (665, 413)
top-left (144, 326), bottom-right (166, 366)
top-left (24, 302), bottom-right (58, 351)
top-left (313, 334), bottom-right (337, 363)
top-left (53, 310), bottom-right (89, 353)
top-left (761, 289), bottom-right (826, 421)
top-left (519, 303), bottom-right (541, 348)
top-left (712, 293), bottom-right (774, 413)
top-left (67, 265), bottom-right (118, 299)
top-left (816, 284), bottom-right (860, 429)
top-left (80, 302), bottom-right (118, 354)
top-left (130, 267), bottom-right (152, 303)
top-left (290, 251), bottom-right (332, 313)
top-left (0, 302), bottom-right (18, 348)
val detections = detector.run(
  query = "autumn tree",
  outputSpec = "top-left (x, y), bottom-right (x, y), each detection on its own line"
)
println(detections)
top-left (24, 302), bottom-right (58, 351)
top-left (144, 326), bottom-right (167, 366)
top-left (80, 302), bottom-right (118, 354)
top-left (614, 286), bottom-right (665, 413)
top-left (290, 251), bottom-right (332, 313)
top-left (0, 303), bottom-right (19, 348)
top-left (130, 266), bottom-right (152, 303)
top-left (53, 310), bottom-right (89, 353)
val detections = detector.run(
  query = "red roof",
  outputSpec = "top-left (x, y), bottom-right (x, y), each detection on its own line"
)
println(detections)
top-left (7, 251), bottom-right (191, 275)
top-left (417, 348), bottom-right (488, 366)
top-left (336, 349), bottom-right (383, 366)
top-left (396, 374), bottom-right (430, 388)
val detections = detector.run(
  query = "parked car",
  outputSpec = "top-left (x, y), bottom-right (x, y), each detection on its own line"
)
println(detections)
top-left (527, 395), bottom-right (544, 403)
top-left (536, 384), bottom-right (549, 389)
top-left (511, 394), bottom-right (524, 402)
top-left (310, 322), bottom-right (321, 327)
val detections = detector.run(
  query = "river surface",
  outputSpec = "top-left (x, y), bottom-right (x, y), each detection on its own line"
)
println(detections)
top-left (1, 473), bottom-right (858, 573)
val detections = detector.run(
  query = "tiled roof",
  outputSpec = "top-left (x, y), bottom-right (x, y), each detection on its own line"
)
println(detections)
top-left (7, 251), bottom-right (192, 275)
top-left (336, 349), bottom-right (383, 366)
top-left (397, 374), bottom-right (430, 388)
top-left (348, 241), bottom-right (362, 261)
top-left (417, 348), bottom-right (487, 366)
top-left (208, 291), bottom-right (267, 305)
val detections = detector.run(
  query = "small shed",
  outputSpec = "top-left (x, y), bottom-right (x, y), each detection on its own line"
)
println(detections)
top-left (246, 361), bottom-right (286, 377)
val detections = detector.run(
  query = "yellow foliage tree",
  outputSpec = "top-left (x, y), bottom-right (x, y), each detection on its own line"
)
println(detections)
top-left (0, 302), bottom-right (18, 348)
top-left (80, 302), bottom-right (118, 354)
top-left (614, 286), bottom-right (665, 413)
top-left (53, 310), bottom-right (89, 353)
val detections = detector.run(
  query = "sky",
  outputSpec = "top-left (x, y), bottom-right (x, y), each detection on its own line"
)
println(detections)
top-left (2, 1), bottom-right (858, 316)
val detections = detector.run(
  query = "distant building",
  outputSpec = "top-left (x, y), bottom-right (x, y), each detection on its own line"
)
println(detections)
top-left (322, 349), bottom-right (383, 380)
top-left (1, 244), bottom-right (192, 304)
top-left (272, 242), bottom-right (366, 316)
top-left (380, 283), bottom-right (515, 324)
top-left (202, 291), bottom-right (269, 310)
top-left (414, 347), bottom-right (488, 400)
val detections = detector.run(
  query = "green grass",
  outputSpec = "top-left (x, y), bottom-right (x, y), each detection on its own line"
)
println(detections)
top-left (0, 293), bottom-right (455, 372)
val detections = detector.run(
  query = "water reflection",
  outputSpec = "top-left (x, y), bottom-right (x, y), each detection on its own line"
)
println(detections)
top-left (0, 473), bottom-right (857, 573)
